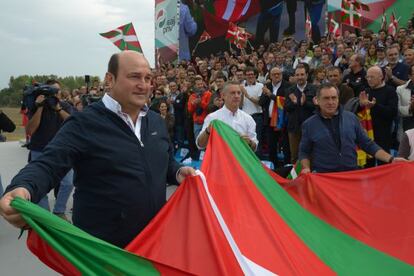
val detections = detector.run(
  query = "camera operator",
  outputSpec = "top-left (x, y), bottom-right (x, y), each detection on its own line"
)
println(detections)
top-left (25, 79), bottom-right (74, 220)
top-left (0, 109), bottom-right (16, 195)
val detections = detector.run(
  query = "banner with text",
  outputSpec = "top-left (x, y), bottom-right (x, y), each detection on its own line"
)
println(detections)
top-left (155, 0), bottom-right (179, 67)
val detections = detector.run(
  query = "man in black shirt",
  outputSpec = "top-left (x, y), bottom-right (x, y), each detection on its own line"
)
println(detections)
top-left (285, 65), bottom-right (317, 163)
top-left (361, 66), bottom-right (398, 154)
top-left (343, 54), bottom-right (368, 97)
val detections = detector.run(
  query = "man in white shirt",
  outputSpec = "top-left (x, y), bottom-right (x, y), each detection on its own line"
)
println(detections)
top-left (293, 47), bottom-right (312, 69)
top-left (196, 81), bottom-right (258, 151)
top-left (241, 67), bottom-right (264, 155)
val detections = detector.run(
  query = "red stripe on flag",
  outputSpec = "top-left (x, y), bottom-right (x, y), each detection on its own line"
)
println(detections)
top-left (229, 0), bottom-right (248, 21)
top-left (27, 230), bottom-right (80, 275)
top-left (271, 165), bottom-right (414, 266)
top-left (126, 176), bottom-right (244, 275)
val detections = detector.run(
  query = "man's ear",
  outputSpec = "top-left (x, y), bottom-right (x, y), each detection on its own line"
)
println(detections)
top-left (313, 96), bottom-right (319, 106)
top-left (105, 72), bottom-right (115, 89)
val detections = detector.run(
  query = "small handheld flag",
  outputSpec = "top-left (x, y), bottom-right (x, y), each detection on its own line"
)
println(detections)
top-left (100, 22), bottom-right (143, 53)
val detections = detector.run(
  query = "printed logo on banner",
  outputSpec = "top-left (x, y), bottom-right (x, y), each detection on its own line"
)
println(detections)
top-left (157, 9), bottom-right (166, 28)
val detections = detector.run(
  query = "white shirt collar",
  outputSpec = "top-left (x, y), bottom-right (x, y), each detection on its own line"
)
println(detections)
top-left (102, 93), bottom-right (148, 119)
top-left (297, 82), bottom-right (307, 92)
top-left (272, 81), bottom-right (282, 90)
top-left (222, 104), bottom-right (239, 117)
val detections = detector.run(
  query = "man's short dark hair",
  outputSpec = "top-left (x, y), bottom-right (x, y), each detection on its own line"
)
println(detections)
top-left (108, 53), bottom-right (120, 79)
top-left (316, 83), bottom-right (340, 98)
top-left (245, 66), bottom-right (257, 76)
top-left (215, 72), bottom-right (227, 81)
top-left (295, 63), bottom-right (309, 74)
top-left (353, 54), bottom-right (365, 67)
top-left (326, 66), bottom-right (342, 74)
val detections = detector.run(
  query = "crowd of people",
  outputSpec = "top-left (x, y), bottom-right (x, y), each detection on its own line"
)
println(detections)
top-left (1, 17), bottom-right (414, 250)
top-left (146, 21), bottom-right (414, 170)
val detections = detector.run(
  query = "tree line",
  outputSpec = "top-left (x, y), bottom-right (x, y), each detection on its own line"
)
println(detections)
top-left (0, 75), bottom-right (100, 107)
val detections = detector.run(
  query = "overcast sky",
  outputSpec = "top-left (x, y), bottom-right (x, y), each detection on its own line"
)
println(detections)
top-left (0, 0), bottom-right (155, 89)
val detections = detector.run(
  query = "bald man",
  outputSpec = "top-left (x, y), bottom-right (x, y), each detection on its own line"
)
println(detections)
top-left (360, 66), bottom-right (398, 156)
top-left (0, 51), bottom-right (196, 248)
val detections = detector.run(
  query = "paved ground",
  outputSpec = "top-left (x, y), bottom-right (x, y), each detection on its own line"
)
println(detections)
top-left (0, 141), bottom-right (177, 274)
top-left (0, 141), bottom-right (56, 275)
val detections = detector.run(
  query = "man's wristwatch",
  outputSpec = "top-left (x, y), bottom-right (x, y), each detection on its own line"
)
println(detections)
top-left (388, 156), bottom-right (394, 163)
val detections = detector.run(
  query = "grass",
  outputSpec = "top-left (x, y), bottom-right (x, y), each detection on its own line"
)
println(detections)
top-left (0, 107), bottom-right (26, 142)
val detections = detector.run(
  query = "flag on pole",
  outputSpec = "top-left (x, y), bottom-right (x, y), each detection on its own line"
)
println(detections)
top-left (225, 22), bottom-right (252, 49)
top-left (287, 162), bottom-right (302, 180)
top-left (388, 12), bottom-right (399, 36)
top-left (352, 0), bottom-right (370, 12)
top-left (305, 14), bottom-right (312, 40)
top-left (198, 31), bottom-right (212, 44)
top-left (380, 8), bottom-right (387, 31)
top-left (341, 0), bottom-right (362, 28)
top-left (100, 23), bottom-right (143, 53)
top-left (225, 22), bottom-right (239, 43)
top-left (329, 18), bottom-right (341, 37)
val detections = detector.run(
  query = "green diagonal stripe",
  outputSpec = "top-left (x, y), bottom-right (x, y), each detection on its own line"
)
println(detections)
top-left (211, 120), bottom-right (414, 275)
top-left (11, 197), bottom-right (159, 275)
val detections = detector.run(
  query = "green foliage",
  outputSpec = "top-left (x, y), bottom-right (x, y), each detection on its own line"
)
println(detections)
top-left (0, 75), bottom-right (100, 107)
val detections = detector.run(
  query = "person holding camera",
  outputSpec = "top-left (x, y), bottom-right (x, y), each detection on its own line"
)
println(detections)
top-left (0, 109), bottom-right (16, 195)
top-left (25, 79), bottom-right (74, 220)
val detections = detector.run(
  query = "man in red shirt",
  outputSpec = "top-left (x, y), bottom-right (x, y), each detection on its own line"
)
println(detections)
top-left (187, 75), bottom-right (212, 139)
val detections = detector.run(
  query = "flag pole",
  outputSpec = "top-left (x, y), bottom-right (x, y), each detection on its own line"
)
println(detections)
top-left (192, 41), bottom-right (200, 56)
top-left (247, 40), bottom-right (254, 51)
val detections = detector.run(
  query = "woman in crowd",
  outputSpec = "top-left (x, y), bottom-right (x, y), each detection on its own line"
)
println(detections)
top-left (256, 59), bottom-right (268, 84)
top-left (159, 101), bottom-right (175, 143)
top-left (312, 67), bottom-right (327, 86)
top-left (365, 44), bottom-right (378, 68)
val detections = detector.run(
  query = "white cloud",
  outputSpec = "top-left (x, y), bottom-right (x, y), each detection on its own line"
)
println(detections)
top-left (0, 0), bottom-right (155, 90)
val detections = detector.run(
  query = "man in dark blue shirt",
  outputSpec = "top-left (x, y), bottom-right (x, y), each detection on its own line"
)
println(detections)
top-left (385, 46), bottom-right (409, 89)
top-left (299, 83), bottom-right (405, 173)
top-left (0, 51), bottom-right (196, 248)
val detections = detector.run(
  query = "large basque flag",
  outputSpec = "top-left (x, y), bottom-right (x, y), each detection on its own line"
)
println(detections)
top-left (11, 120), bottom-right (414, 275)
